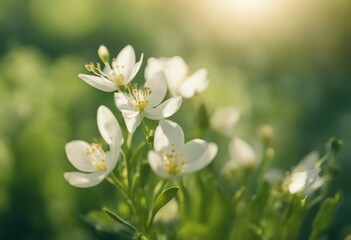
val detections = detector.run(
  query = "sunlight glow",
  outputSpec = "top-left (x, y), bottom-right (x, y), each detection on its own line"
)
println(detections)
top-left (188, 0), bottom-right (287, 43)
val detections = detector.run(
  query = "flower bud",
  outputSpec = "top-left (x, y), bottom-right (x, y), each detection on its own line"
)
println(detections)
top-left (258, 124), bottom-right (273, 145)
top-left (98, 45), bottom-right (110, 63)
top-left (326, 137), bottom-right (343, 155)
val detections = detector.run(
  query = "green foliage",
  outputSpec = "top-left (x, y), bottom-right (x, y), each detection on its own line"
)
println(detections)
top-left (149, 186), bottom-right (179, 228)
top-left (310, 193), bottom-right (342, 240)
top-left (1, 0), bottom-right (351, 239)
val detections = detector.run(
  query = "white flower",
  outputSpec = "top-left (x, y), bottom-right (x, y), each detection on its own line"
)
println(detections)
top-left (145, 56), bottom-right (208, 98)
top-left (79, 45), bottom-right (143, 92)
top-left (222, 138), bottom-right (257, 174)
top-left (64, 106), bottom-right (122, 188)
top-left (114, 72), bottom-right (182, 133)
top-left (284, 169), bottom-right (321, 195)
top-left (210, 107), bottom-right (240, 137)
top-left (283, 151), bottom-right (324, 195)
top-left (148, 120), bottom-right (218, 178)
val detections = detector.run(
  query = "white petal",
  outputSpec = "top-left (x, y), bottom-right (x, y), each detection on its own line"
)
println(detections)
top-left (295, 151), bottom-right (319, 172)
top-left (64, 171), bottom-right (106, 188)
top-left (182, 142), bottom-right (218, 174)
top-left (114, 92), bottom-right (140, 118)
top-left (65, 140), bottom-right (96, 172)
top-left (182, 139), bottom-right (208, 164)
top-left (114, 45), bottom-right (136, 80)
top-left (127, 53), bottom-right (144, 84)
top-left (229, 138), bottom-right (256, 167)
top-left (164, 56), bottom-right (188, 91)
top-left (148, 150), bottom-right (171, 178)
top-left (304, 176), bottom-right (325, 195)
top-left (97, 105), bottom-right (122, 145)
top-left (287, 169), bottom-right (320, 194)
top-left (79, 74), bottom-right (117, 92)
top-left (105, 143), bottom-right (119, 171)
top-left (144, 96), bottom-right (182, 120)
top-left (154, 120), bottom-right (184, 151)
top-left (144, 57), bottom-right (168, 81)
top-left (178, 69), bottom-right (208, 98)
top-left (154, 124), bottom-right (171, 152)
top-left (210, 107), bottom-right (241, 137)
top-left (145, 71), bottom-right (167, 107)
top-left (123, 113), bottom-right (142, 133)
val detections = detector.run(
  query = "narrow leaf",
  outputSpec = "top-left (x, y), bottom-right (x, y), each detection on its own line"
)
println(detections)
top-left (103, 207), bottom-right (139, 233)
top-left (150, 186), bottom-right (179, 224)
top-left (309, 193), bottom-right (341, 240)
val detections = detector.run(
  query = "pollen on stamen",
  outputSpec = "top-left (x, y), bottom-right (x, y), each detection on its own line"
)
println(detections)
top-left (86, 143), bottom-right (107, 172)
top-left (163, 146), bottom-right (185, 175)
top-left (124, 83), bottom-right (152, 111)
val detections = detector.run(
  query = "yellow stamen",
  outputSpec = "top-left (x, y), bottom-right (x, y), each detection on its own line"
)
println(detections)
top-left (124, 84), bottom-right (152, 111)
top-left (163, 144), bottom-right (185, 175)
top-left (86, 143), bottom-right (107, 172)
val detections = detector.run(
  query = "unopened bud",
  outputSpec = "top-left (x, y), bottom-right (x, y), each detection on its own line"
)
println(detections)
top-left (85, 62), bottom-right (95, 72)
top-left (326, 137), bottom-right (343, 155)
top-left (259, 124), bottom-right (274, 145)
top-left (98, 45), bottom-right (110, 63)
top-left (146, 129), bottom-right (154, 144)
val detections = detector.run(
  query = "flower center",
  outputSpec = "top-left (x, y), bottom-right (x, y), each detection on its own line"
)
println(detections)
top-left (112, 63), bottom-right (125, 86)
top-left (85, 60), bottom-right (126, 86)
top-left (86, 143), bottom-right (107, 172)
top-left (124, 83), bottom-right (152, 111)
top-left (162, 144), bottom-right (185, 175)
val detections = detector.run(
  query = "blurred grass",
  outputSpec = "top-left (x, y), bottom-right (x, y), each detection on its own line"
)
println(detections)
top-left (0, 0), bottom-right (350, 239)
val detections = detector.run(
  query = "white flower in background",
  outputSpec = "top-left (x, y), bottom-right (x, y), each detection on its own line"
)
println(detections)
top-left (64, 106), bottom-right (122, 188)
top-left (283, 151), bottom-right (324, 195)
top-left (294, 151), bottom-right (319, 172)
top-left (222, 138), bottom-right (257, 174)
top-left (114, 72), bottom-right (182, 133)
top-left (79, 45), bottom-right (143, 92)
top-left (210, 107), bottom-right (240, 137)
top-left (284, 169), bottom-right (321, 195)
top-left (148, 120), bottom-right (218, 178)
top-left (145, 56), bottom-right (208, 98)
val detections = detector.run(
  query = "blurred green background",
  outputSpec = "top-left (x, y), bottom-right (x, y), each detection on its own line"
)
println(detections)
top-left (0, 0), bottom-right (350, 239)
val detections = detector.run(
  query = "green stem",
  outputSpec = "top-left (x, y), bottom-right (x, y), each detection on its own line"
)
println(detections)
top-left (141, 118), bottom-right (153, 149)
top-left (127, 132), bottom-right (134, 149)
top-left (108, 173), bottom-right (137, 215)
top-left (120, 149), bottom-right (132, 192)
top-left (178, 179), bottom-right (190, 220)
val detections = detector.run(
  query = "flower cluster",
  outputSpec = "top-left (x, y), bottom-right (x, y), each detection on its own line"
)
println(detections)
top-left (64, 44), bottom-right (343, 240)
top-left (66, 45), bottom-right (216, 183)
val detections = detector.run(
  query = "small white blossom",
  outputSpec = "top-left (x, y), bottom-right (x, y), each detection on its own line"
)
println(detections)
top-left (64, 106), bottom-right (122, 188)
top-left (145, 56), bottom-right (208, 98)
top-left (114, 72), bottom-right (182, 133)
top-left (79, 45), bottom-right (143, 92)
top-left (222, 138), bottom-right (257, 174)
top-left (148, 120), bottom-right (218, 178)
top-left (283, 151), bottom-right (324, 195)
top-left (210, 107), bottom-right (240, 137)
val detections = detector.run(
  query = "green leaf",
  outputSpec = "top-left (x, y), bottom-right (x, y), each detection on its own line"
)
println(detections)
top-left (149, 186), bottom-right (179, 226)
top-left (104, 207), bottom-right (139, 233)
top-left (80, 210), bottom-right (134, 240)
top-left (309, 193), bottom-right (341, 240)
